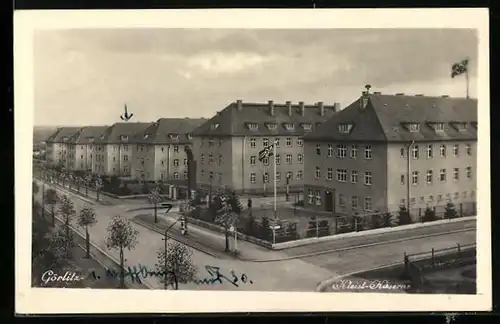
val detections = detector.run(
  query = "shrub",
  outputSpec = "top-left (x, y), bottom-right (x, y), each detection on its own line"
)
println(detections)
top-left (372, 213), bottom-right (393, 229)
top-left (397, 205), bottom-right (412, 226)
top-left (255, 216), bottom-right (271, 241)
top-left (444, 202), bottom-right (457, 219)
top-left (422, 207), bottom-right (437, 222)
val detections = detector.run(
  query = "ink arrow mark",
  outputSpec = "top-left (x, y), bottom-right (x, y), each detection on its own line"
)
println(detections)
top-left (120, 104), bottom-right (134, 121)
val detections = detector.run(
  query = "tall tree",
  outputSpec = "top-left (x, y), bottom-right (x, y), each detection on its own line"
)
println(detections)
top-left (155, 241), bottom-right (197, 290)
top-left (148, 187), bottom-right (163, 223)
top-left (105, 215), bottom-right (139, 289)
top-left (58, 194), bottom-right (76, 258)
top-left (32, 181), bottom-right (39, 207)
top-left (44, 188), bottom-right (58, 227)
top-left (50, 226), bottom-right (75, 261)
top-left (77, 204), bottom-right (97, 258)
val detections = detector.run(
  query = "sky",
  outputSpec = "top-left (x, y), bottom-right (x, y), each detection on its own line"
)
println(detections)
top-left (33, 28), bottom-right (478, 126)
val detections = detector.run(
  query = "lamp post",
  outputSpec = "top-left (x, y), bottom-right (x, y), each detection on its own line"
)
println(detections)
top-left (161, 216), bottom-right (184, 290)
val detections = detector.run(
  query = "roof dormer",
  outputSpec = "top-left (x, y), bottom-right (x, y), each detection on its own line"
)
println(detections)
top-left (143, 133), bottom-right (150, 139)
top-left (450, 121), bottom-right (469, 132)
top-left (427, 122), bottom-right (445, 133)
top-left (283, 123), bottom-right (295, 131)
top-left (402, 122), bottom-right (420, 132)
top-left (62, 136), bottom-right (68, 142)
top-left (100, 135), bottom-right (105, 140)
top-left (169, 133), bottom-right (179, 140)
top-left (338, 123), bottom-right (354, 134)
top-left (120, 135), bottom-right (129, 141)
top-left (87, 137), bottom-right (95, 143)
top-left (245, 123), bottom-right (259, 131)
top-left (186, 133), bottom-right (193, 140)
top-left (265, 123), bottom-right (278, 131)
top-left (211, 123), bottom-right (220, 130)
top-left (301, 123), bottom-right (313, 131)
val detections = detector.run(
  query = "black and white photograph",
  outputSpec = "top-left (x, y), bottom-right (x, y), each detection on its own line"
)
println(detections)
top-left (15, 9), bottom-right (491, 314)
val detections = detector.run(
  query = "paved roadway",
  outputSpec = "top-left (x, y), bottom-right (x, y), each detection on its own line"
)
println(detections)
top-left (33, 178), bottom-right (476, 292)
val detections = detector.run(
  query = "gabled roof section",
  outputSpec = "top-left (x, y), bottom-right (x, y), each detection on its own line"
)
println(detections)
top-left (67, 126), bottom-right (109, 144)
top-left (192, 100), bottom-right (338, 137)
top-left (94, 122), bottom-right (152, 144)
top-left (306, 93), bottom-right (477, 142)
top-left (132, 118), bottom-right (206, 144)
top-left (45, 128), bottom-right (63, 142)
top-left (49, 127), bottom-right (82, 143)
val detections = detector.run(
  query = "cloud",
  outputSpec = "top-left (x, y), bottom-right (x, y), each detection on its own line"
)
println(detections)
top-left (33, 28), bottom-right (478, 126)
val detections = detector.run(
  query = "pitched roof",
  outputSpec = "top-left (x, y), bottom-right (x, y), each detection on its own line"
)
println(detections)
top-left (305, 93), bottom-right (478, 142)
top-left (93, 122), bottom-right (152, 144)
top-left (48, 127), bottom-right (82, 143)
top-left (132, 118), bottom-right (206, 144)
top-left (192, 100), bottom-right (339, 137)
top-left (67, 126), bottom-right (109, 144)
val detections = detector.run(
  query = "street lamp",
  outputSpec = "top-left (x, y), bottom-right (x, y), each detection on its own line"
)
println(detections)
top-left (161, 216), bottom-right (184, 290)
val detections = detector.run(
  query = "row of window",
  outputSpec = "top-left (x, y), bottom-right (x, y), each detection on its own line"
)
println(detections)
top-left (200, 154), bottom-right (223, 165)
top-left (315, 168), bottom-right (373, 185)
top-left (248, 137), bottom-right (304, 149)
top-left (402, 167), bottom-right (473, 185)
top-left (401, 143), bottom-right (473, 159)
top-left (253, 153), bottom-right (303, 166)
top-left (400, 190), bottom-right (476, 206)
top-left (249, 171), bottom-right (302, 183)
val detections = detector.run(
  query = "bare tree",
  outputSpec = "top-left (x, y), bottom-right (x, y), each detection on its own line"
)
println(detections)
top-left (155, 241), bottom-right (197, 290)
top-left (105, 215), bottom-right (139, 289)
top-left (58, 194), bottom-right (76, 258)
top-left (77, 204), bottom-right (97, 258)
top-left (148, 187), bottom-right (163, 223)
top-left (44, 188), bottom-right (58, 227)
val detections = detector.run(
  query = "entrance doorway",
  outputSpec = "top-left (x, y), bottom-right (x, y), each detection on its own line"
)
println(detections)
top-left (324, 189), bottom-right (334, 212)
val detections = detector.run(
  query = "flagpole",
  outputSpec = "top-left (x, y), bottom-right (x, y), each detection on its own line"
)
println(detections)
top-left (273, 141), bottom-right (277, 220)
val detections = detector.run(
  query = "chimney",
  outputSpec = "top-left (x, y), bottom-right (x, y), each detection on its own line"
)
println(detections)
top-left (236, 99), bottom-right (243, 111)
top-left (441, 95), bottom-right (449, 98)
top-left (373, 92), bottom-right (381, 95)
top-left (268, 100), bottom-right (275, 116)
top-left (395, 93), bottom-right (405, 96)
top-left (361, 91), bottom-right (369, 109)
top-left (317, 101), bottom-right (324, 116)
top-left (299, 101), bottom-right (305, 116)
top-left (333, 102), bottom-right (341, 112)
top-left (286, 101), bottom-right (292, 116)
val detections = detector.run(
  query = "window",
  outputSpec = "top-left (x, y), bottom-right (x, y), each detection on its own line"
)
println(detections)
top-left (262, 157), bottom-right (269, 166)
top-left (296, 170), bottom-right (303, 180)
top-left (327, 168), bottom-right (333, 180)
top-left (113, 157), bottom-right (116, 162)
top-left (173, 159), bottom-right (179, 167)
top-left (364, 197), bottom-right (372, 211)
top-left (453, 144), bottom-right (459, 156)
top-left (351, 196), bottom-right (359, 209)
top-left (308, 189), bottom-right (313, 204)
top-left (440, 145), bottom-right (446, 157)
top-left (284, 123), bottom-right (295, 131)
top-left (184, 158), bottom-right (188, 166)
top-left (200, 154), bottom-right (204, 164)
top-left (426, 144), bottom-right (433, 159)
top-left (351, 145), bottom-right (358, 159)
top-left (161, 160), bottom-right (165, 166)
top-left (419, 196), bottom-right (425, 204)
top-left (408, 123), bottom-right (420, 132)
top-left (434, 123), bottom-right (444, 132)
top-left (410, 198), bottom-right (416, 205)
top-left (316, 144), bottom-right (321, 156)
top-left (124, 155), bottom-right (128, 161)
top-left (412, 171), bottom-right (419, 185)
top-left (208, 154), bottom-right (213, 165)
top-left (266, 123), bottom-right (278, 131)
top-left (218, 140), bottom-right (222, 147)
top-left (466, 144), bottom-right (472, 156)
top-left (173, 145), bottom-right (179, 153)
top-left (286, 171), bottom-right (293, 180)
top-left (327, 144), bottom-right (333, 157)
top-left (209, 171), bottom-right (214, 180)
top-left (471, 190), bottom-right (475, 198)
top-left (297, 154), bottom-right (303, 163)
top-left (275, 154), bottom-right (281, 165)
top-left (400, 174), bottom-right (405, 185)
top-left (173, 172), bottom-right (179, 179)
top-left (286, 137), bottom-right (292, 147)
top-left (440, 169), bottom-right (446, 181)
top-left (426, 170), bottom-right (433, 184)
top-left (400, 148), bottom-right (405, 158)
top-left (263, 138), bottom-right (269, 147)
top-left (297, 138), bottom-right (303, 147)
top-left (364, 172), bottom-right (372, 186)
top-left (264, 173), bottom-right (269, 183)
top-left (250, 138), bottom-right (256, 148)
top-left (218, 155), bottom-right (223, 165)
top-left (274, 138), bottom-right (280, 148)
top-left (338, 123), bottom-right (353, 133)
top-left (338, 194), bottom-right (345, 207)
top-left (412, 145), bottom-right (419, 159)
top-left (184, 171), bottom-right (188, 179)
top-left (302, 123), bottom-right (312, 131)
top-left (437, 194), bottom-right (443, 202)
top-left (250, 173), bottom-right (256, 183)
top-left (453, 168), bottom-right (459, 181)
top-left (208, 140), bottom-right (214, 148)
top-left (336, 169), bottom-right (347, 182)
top-left (466, 166), bottom-right (472, 179)
top-left (364, 145), bottom-right (372, 159)
top-left (286, 154), bottom-right (292, 164)
top-left (337, 144), bottom-right (347, 158)
top-left (276, 172), bottom-right (281, 182)
top-left (351, 171), bottom-right (358, 183)
top-left (250, 156), bottom-right (256, 165)
top-left (247, 123), bottom-right (259, 131)
top-left (124, 145), bottom-right (128, 151)
top-left (315, 190), bottom-right (321, 205)
top-left (315, 167), bottom-right (321, 179)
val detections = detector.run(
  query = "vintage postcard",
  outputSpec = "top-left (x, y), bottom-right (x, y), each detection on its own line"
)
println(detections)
top-left (15, 8), bottom-right (491, 314)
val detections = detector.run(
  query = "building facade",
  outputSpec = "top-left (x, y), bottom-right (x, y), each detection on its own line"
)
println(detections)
top-left (130, 118), bottom-right (205, 183)
top-left (192, 100), bottom-right (340, 195)
top-left (65, 126), bottom-right (108, 172)
top-left (92, 122), bottom-right (152, 177)
top-left (44, 127), bottom-right (81, 168)
top-left (303, 92), bottom-right (478, 217)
